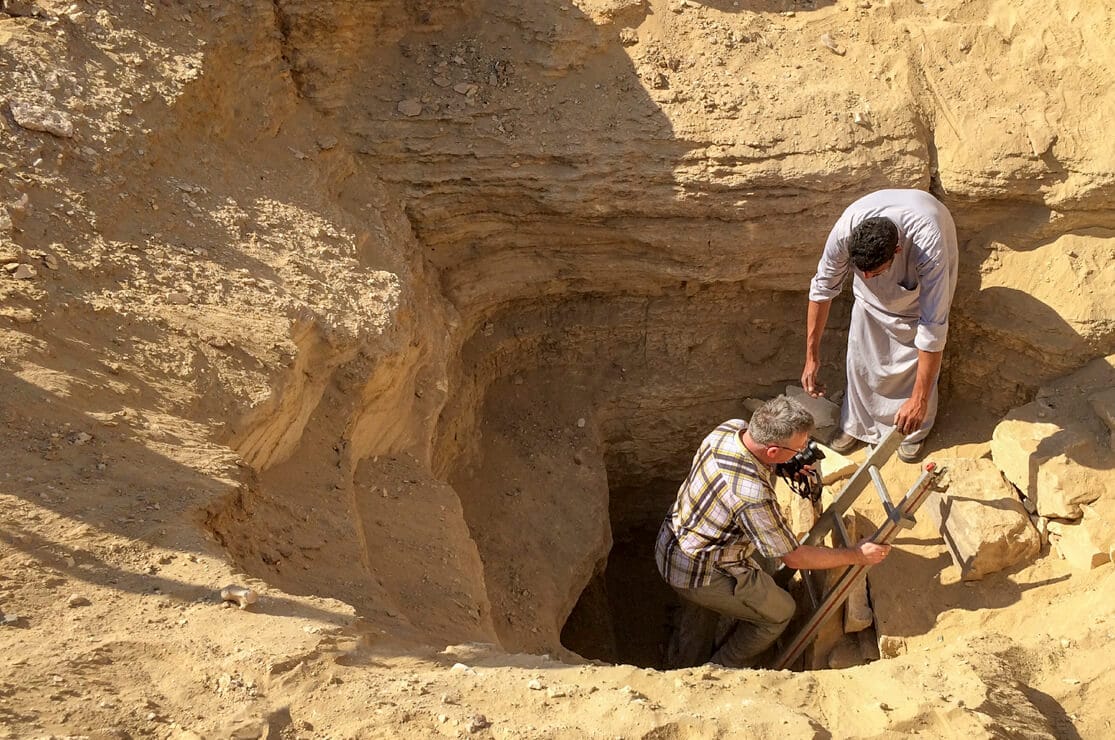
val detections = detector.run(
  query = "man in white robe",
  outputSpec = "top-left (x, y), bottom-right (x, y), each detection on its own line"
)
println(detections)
top-left (801, 189), bottom-right (958, 462)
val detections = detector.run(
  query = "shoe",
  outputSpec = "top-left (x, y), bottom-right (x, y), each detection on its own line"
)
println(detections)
top-left (897, 440), bottom-right (924, 463)
top-left (829, 431), bottom-right (859, 454)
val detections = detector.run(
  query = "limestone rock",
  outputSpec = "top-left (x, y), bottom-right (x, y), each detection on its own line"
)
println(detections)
top-left (397, 99), bottom-right (422, 117)
top-left (1030, 515), bottom-right (1050, 547)
top-left (924, 458), bottom-right (1040, 580)
top-left (788, 495), bottom-right (817, 539)
top-left (11, 264), bottom-right (36, 280)
top-left (991, 406), bottom-right (1110, 519)
top-left (957, 238), bottom-right (1115, 413)
top-left (1048, 499), bottom-right (1115, 571)
top-left (820, 33), bottom-right (846, 56)
top-left (816, 444), bottom-right (857, 485)
top-left (9, 99), bottom-right (75, 138)
top-left (878, 635), bottom-right (906, 658)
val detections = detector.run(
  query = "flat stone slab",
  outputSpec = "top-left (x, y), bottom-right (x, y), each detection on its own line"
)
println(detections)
top-left (924, 458), bottom-right (1040, 581)
top-left (9, 99), bottom-right (74, 138)
top-left (786, 385), bottom-right (840, 430)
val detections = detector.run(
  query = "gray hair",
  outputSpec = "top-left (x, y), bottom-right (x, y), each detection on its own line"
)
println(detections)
top-left (749, 395), bottom-right (815, 445)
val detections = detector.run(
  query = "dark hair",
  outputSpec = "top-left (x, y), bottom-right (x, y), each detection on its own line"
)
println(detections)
top-left (749, 395), bottom-right (815, 446)
top-left (849, 217), bottom-right (899, 272)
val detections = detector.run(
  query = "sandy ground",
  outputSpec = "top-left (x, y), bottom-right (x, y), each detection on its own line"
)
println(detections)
top-left (2, 0), bottom-right (1115, 738)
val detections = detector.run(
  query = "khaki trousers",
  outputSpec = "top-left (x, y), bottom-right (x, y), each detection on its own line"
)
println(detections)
top-left (668, 566), bottom-right (796, 668)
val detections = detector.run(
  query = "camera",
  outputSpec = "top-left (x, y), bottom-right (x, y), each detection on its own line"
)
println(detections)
top-left (775, 440), bottom-right (826, 501)
top-left (776, 440), bottom-right (825, 479)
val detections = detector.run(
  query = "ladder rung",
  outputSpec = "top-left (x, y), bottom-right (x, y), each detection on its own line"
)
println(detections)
top-left (801, 428), bottom-right (903, 548)
top-left (868, 466), bottom-right (894, 514)
top-left (832, 512), bottom-right (853, 547)
top-left (802, 570), bottom-right (820, 610)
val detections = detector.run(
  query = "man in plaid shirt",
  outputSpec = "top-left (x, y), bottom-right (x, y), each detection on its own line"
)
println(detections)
top-left (655, 395), bottom-right (890, 668)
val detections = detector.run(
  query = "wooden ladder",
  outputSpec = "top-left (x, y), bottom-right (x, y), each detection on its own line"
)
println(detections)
top-left (770, 428), bottom-right (949, 671)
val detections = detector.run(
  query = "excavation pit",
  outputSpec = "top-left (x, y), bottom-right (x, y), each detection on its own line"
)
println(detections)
top-left (6, 0), bottom-right (1115, 736)
top-left (560, 482), bottom-right (680, 669)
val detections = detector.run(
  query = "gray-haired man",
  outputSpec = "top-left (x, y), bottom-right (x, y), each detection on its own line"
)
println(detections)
top-left (655, 395), bottom-right (890, 668)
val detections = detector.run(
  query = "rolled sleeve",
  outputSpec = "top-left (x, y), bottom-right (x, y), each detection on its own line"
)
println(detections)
top-left (914, 249), bottom-right (954, 352)
top-left (737, 499), bottom-right (798, 559)
top-left (808, 228), bottom-right (851, 302)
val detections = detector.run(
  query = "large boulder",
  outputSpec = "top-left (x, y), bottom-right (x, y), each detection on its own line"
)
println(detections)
top-left (924, 458), bottom-right (1040, 581)
top-left (991, 413), bottom-right (1108, 519)
top-left (991, 356), bottom-right (1115, 519)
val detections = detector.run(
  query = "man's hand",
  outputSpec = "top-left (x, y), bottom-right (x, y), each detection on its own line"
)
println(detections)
top-left (894, 396), bottom-right (929, 434)
top-left (801, 359), bottom-right (826, 398)
top-left (855, 540), bottom-right (891, 566)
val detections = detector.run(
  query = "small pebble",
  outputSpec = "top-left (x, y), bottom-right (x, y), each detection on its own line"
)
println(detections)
top-left (219, 585), bottom-right (258, 610)
top-left (397, 99), bottom-right (422, 117)
top-left (12, 264), bottom-right (36, 280)
top-left (820, 33), bottom-right (846, 56)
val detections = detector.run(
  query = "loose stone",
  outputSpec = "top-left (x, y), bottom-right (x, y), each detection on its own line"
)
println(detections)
top-left (12, 264), bottom-right (37, 280)
top-left (397, 99), bottom-right (422, 116)
top-left (820, 34), bottom-right (846, 56)
top-left (219, 585), bottom-right (259, 610)
top-left (9, 100), bottom-right (75, 138)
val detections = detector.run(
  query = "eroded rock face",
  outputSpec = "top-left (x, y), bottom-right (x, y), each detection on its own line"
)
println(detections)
top-left (925, 458), bottom-right (1039, 581)
top-left (955, 231), bottom-right (1115, 412)
top-left (991, 356), bottom-right (1115, 519)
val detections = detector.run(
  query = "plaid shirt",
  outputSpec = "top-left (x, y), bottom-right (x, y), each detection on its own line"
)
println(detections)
top-left (655, 419), bottom-right (799, 589)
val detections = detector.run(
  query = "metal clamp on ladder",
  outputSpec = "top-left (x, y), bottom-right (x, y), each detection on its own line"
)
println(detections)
top-left (770, 428), bottom-right (949, 671)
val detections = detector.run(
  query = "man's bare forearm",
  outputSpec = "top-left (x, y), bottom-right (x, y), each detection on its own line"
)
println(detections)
top-left (782, 541), bottom-right (890, 570)
top-left (805, 300), bottom-right (832, 362)
top-left (911, 349), bottom-right (943, 403)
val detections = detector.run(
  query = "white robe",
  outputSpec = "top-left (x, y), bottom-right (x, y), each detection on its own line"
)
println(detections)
top-left (808, 190), bottom-right (959, 444)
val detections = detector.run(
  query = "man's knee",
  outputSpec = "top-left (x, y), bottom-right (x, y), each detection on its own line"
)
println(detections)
top-left (733, 571), bottom-right (796, 628)
top-left (766, 587), bottom-right (796, 629)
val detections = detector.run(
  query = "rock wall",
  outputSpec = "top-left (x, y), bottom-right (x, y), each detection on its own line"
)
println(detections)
top-left (219, 0), bottom-right (1115, 653)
